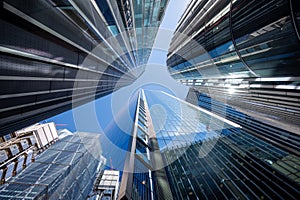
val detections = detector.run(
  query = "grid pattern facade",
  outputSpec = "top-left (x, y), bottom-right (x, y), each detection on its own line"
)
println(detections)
top-left (0, 132), bottom-right (104, 199)
top-left (0, 0), bottom-right (169, 136)
top-left (0, 137), bottom-right (35, 184)
top-left (163, 133), bottom-right (300, 199)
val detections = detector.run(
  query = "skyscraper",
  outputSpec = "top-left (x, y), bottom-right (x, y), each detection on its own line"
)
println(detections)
top-left (167, 0), bottom-right (300, 132)
top-left (0, 130), bottom-right (105, 199)
top-left (118, 89), bottom-right (173, 200)
top-left (119, 89), bottom-right (300, 199)
top-left (0, 0), bottom-right (169, 136)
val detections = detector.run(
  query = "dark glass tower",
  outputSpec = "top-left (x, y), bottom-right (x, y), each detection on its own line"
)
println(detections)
top-left (0, 0), bottom-right (169, 136)
top-left (167, 0), bottom-right (300, 132)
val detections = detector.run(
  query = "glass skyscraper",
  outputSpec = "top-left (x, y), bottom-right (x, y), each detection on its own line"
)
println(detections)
top-left (167, 0), bottom-right (300, 136)
top-left (0, 0), bottom-right (169, 136)
top-left (118, 89), bottom-right (173, 200)
top-left (164, 1), bottom-right (300, 197)
top-left (119, 89), bottom-right (300, 199)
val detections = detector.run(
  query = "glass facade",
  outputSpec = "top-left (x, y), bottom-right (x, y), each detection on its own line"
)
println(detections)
top-left (187, 88), bottom-right (300, 160)
top-left (118, 90), bottom-right (172, 200)
top-left (120, 89), bottom-right (300, 199)
top-left (144, 90), bottom-right (240, 151)
top-left (167, 0), bottom-right (300, 136)
top-left (161, 90), bottom-right (300, 199)
top-left (164, 1), bottom-right (300, 197)
top-left (163, 133), bottom-right (300, 199)
top-left (117, 0), bottom-right (169, 66)
top-left (2, 0), bottom-right (299, 199)
top-left (171, 89), bottom-right (300, 199)
top-left (0, 0), bottom-right (169, 136)
top-left (0, 132), bottom-right (105, 199)
top-left (119, 89), bottom-right (242, 199)
top-left (167, 0), bottom-right (300, 80)
top-left (184, 78), bottom-right (300, 135)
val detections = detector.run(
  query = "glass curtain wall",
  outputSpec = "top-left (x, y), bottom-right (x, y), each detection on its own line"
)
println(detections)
top-left (167, 0), bottom-right (300, 80)
top-left (144, 90), bottom-right (300, 199)
top-left (118, 90), bottom-right (173, 200)
top-left (0, 132), bottom-right (105, 199)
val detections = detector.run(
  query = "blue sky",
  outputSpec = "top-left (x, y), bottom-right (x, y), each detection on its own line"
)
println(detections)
top-left (46, 0), bottom-right (190, 133)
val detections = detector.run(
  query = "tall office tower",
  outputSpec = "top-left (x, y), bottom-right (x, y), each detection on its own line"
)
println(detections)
top-left (0, 0), bottom-right (169, 136)
top-left (167, 0), bottom-right (300, 132)
top-left (118, 90), bottom-right (173, 200)
top-left (123, 89), bottom-right (300, 199)
top-left (0, 130), bottom-right (106, 199)
top-left (115, 0), bottom-right (169, 66)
